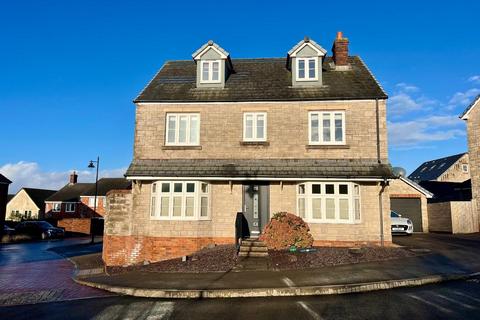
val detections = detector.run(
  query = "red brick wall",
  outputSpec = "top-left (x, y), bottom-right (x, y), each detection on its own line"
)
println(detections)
top-left (103, 235), bottom-right (235, 266)
top-left (313, 240), bottom-right (393, 247)
top-left (58, 218), bottom-right (91, 234)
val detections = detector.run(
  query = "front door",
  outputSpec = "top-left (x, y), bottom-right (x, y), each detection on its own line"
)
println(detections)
top-left (243, 183), bottom-right (269, 238)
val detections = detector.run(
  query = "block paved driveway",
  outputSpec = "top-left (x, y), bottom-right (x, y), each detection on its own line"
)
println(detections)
top-left (0, 237), bottom-right (112, 306)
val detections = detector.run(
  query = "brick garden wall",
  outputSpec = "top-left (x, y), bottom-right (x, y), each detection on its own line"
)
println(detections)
top-left (58, 218), bottom-right (91, 234)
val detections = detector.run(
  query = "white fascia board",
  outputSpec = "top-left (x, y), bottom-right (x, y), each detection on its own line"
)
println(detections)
top-left (126, 176), bottom-right (385, 182)
top-left (460, 95), bottom-right (480, 120)
top-left (399, 177), bottom-right (433, 198)
top-left (192, 44), bottom-right (228, 60)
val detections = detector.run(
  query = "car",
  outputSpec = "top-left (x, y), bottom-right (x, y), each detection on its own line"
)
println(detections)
top-left (15, 221), bottom-right (65, 240)
top-left (390, 211), bottom-right (413, 235)
top-left (3, 224), bottom-right (15, 235)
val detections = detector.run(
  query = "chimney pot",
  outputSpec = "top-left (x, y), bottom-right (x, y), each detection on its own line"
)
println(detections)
top-left (69, 171), bottom-right (78, 185)
top-left (336, 31), bottom-right (343, 40)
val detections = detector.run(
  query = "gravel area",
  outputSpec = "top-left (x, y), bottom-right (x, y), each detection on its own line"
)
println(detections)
top-left (108, 244), bottom-right (238, 274)
top-left (108, 245), bottom-right (418, 274)
top-left (269, 246), bottom-right (417, 270)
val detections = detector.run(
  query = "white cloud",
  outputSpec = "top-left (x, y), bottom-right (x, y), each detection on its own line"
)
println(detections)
top-left (388, 115), bottom-right (465, 149)
top-left (389, 83), bottom-right (437, 116)
top-left (468, 75), bottom-right (480, 84)
top-left (447, 88), bottom-right (480, 110)
top-left (0, 161), bottom-right (126, 194)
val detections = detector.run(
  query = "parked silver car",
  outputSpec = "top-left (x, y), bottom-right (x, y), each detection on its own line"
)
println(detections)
top-left (390, 211), bottom-right (413, 235)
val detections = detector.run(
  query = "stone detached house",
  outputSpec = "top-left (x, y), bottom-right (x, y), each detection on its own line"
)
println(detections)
top-left (6, 188), bottom-right (57, 220)
top-left (461, 95), bottom-right (480, 230)
top-left (104, 32), bottom-right (397, 266)
top-left (45, 172), bottom-right (131, 234)
top-left (408, 153), bottom-right (470, 183)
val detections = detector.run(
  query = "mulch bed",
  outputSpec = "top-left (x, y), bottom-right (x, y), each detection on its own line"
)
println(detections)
top-left (108, 245), bottom-right (419, 274)
top-left (269, 246), bottom-right (417, 271)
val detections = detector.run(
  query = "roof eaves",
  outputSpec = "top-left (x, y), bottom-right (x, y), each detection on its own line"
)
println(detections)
top-left (400, 177), bottom-right (434, 198)
top-left (460, 94), bottom-right (480, 120)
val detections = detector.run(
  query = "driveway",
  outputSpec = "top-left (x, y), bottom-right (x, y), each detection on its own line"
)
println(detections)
top-left (0, 238), bottom-right (112, 306)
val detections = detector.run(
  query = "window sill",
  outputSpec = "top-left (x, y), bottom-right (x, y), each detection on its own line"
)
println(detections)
top-left (306, 144), bottom-right (349, 149)
top-left (240, 141), bottom-right (270, 146)
top-left (162, 145), bottom-right (202, 150)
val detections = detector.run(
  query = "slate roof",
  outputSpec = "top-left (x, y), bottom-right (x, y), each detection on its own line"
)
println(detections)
top-left (135, 56), bottom-right (387, 103)
top-left (419, 180), bottom-right (472, 203)
top-left (126, 159), bottom-right (395, 179)
top-left (0, 174), bottom-right (12, 184)
top-left (46, 183), bottom-right (93, 202)
top-left (408, 153), bottom-right (467, 182)
top-left (82, 178), bottom-right (131, 196)
top-left (21, 188), bottom-right (57, 210)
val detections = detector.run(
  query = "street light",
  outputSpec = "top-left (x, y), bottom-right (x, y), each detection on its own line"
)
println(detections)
top-left (87, 156), bottom-right (99, 244)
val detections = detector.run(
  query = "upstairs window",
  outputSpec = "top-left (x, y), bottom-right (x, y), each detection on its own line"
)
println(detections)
top-left (309, 111), bottom-right (345, 145)
top-left (243, 112), bottom-right (267, 142)
top-left (166, 113), bottom-right (200, 146)
top-left (296, 58), bottom-right (317, 81)
top-left (52, 203), bottom-right (61, 212)
top-left (201, 60), bottom-right (221, 83)
top-left (65, 203), bottom-right (76, 212)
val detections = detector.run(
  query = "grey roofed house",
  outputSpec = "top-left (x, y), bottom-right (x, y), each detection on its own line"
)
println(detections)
top-left (127, 159), bottom-right (395, 179)
top-left (408, 153), bottom-right (467, 182)
top-left (81, 178), bottom-right (132, 196)
top-left (134, 56), bottom-right (387, 103)
top-left (17, 188), bottom-right (57, 208)
top-left (46, 178), bottom-right (131, 202)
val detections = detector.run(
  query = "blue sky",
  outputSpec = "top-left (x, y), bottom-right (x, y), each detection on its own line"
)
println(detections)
top-left (1, 0), bottom-right (479, 192)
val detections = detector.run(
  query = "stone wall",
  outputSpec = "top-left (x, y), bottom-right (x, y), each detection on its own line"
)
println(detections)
top-left (134, 100), bottom-right (388, 162)
top-left (466, 104), bottom-right (480, 230)
top-left (437, 153), bottom-right (470, 182)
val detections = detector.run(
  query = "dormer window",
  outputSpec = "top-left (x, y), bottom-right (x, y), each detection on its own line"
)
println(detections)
top-left (297, 58), bottom-right (317, 81)
top-left (201, 60), bottom-right (221, 83)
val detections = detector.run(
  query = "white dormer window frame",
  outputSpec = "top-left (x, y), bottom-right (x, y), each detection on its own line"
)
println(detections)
top-left (200, 60), bottom-right (221, 83)
top-left (296, 57), bottom-right (318, 81)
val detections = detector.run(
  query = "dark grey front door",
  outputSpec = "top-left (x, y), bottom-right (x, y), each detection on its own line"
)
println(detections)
top-left (243, 183), bottom-right (269, 238)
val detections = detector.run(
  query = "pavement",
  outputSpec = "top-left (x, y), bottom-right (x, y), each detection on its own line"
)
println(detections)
top-left (76, 233), bottom-right (480, 298)
top-left (0, 237), bottom-right (112, 306)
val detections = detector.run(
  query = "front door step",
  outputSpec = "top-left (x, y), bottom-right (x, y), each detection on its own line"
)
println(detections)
top-left (238, 238), bottom-right (269, 257)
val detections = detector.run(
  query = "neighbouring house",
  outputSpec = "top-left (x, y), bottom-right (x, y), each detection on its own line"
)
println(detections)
top-left (408, 153), bottom-right (470, 183)
top-left (388, 177), bottom-right (433, 232)
top-left (0, 174), bottom-right (12, 236)
top-left (461, 94), bottom-right (480, 231)
top-left (6, 188), bottom-right (57, 221)
top-left (45, 172), bottom-right (131, 234)
top-left (104, 32), bottom-right (397, 267)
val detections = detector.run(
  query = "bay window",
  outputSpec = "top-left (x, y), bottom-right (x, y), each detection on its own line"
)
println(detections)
top-left (150, 181), bottom-right (210, 220)
top-left (296, 182), bottom-right (361, 223)
top-left (309, 111), bottom-right (345, 144)
top-left (166, 113), bottom-right (200, 146)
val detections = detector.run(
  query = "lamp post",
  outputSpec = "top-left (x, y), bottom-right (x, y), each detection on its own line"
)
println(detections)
top-left (88, 156), bottom-right (99, 244)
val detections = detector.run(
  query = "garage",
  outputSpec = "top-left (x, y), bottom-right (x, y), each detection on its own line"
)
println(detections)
top-left (389, 177), bottom-right (433, 233)
top-left (390, 197), bottom-right (423, 232)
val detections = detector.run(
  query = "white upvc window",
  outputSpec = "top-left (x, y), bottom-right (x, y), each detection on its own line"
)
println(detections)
top-left (150, 181), bottom-right (210, 220)
top-left (52, 203), bottom-right (61, 212)
top-left (243, 112), bottom-right (267, 141)
top-left (309, 111), bottom-right (345, 145)
top-left (296, 182), bottom-right (361, 224)
top-left (65, 203), bottom-right (76, 213)
top-left (296, 58), bottom-right (318, 81)
top-left (201, 60), bottom-right (221, 83)
top-left (165, 113), bottom-right (200, 146)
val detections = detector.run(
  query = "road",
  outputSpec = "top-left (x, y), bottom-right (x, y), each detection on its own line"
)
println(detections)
top-left (1, 234), bottom-right (480, 319)
top-left (1, 276), bottom-right (480, 319)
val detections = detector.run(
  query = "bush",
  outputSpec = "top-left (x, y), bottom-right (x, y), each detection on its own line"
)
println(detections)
top-left (260, 212), bottom-right (314, 250)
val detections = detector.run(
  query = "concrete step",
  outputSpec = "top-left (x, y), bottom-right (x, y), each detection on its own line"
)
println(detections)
top-left (239, 246), bottom-right (268, 252)
top-left (240, 240), bottom-right (266, 247)
top-left (238, 251), bottom-right (269, 257)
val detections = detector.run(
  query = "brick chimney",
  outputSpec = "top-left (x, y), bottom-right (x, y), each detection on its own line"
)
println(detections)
top-left (332, 31), bottom-right (349, 67)
top-left (69, 171), bottom-right (78, 185)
